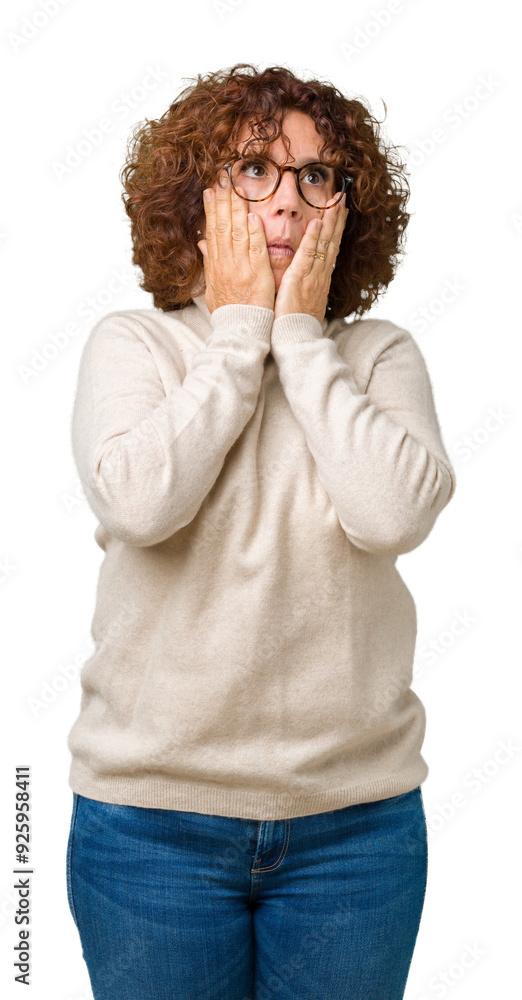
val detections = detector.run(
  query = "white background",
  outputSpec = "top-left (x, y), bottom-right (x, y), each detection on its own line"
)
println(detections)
top-left (1, 0), bottom-right (520, 997)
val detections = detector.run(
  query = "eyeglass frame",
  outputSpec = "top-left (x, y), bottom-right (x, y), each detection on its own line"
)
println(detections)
top-left (222, 155), bottom-right (354, 210)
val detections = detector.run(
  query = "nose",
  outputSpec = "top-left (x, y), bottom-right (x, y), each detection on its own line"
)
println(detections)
top-left (269, 168), bottom-right (303, 215)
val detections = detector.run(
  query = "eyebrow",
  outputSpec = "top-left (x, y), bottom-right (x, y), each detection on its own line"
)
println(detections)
top-left (241, 148), bottom-right (324, 166)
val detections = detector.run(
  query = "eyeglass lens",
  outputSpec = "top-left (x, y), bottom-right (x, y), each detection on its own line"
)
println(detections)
top-left (230, 158), bottom-right (342, 208)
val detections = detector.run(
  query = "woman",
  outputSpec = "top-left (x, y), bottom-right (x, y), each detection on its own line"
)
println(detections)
top-left (65, 63), bottom-right (456, 1000)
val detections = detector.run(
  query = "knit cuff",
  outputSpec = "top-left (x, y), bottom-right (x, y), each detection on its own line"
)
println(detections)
top-left (270, 312), bottom-right (324, 347)
top-left (210, 303), bottom-right (274, 345)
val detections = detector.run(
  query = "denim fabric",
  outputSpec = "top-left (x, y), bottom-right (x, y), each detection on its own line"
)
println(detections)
top-left (66, 787), bottom-right (428, 999)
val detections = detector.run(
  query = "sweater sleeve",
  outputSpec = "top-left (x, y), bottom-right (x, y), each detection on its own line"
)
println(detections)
top-left (270, 312), bottom-right (456, 555)
top-left (71, 303), bottom-right (273, 547)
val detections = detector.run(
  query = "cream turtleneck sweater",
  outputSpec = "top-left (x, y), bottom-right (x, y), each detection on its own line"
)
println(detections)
top-left (67, 293), bottom-right (456, 819)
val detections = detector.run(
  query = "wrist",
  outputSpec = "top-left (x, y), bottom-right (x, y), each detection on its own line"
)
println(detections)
top-left (271, 311), bottom-right (325, 346)
top-left (209, 302), bottom-right (274, 345)
top-left (209, 296), bottom-right (275, 313)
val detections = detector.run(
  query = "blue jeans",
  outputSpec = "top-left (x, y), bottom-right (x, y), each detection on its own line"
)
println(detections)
top-left (66, 787), bottom-right (428, 999)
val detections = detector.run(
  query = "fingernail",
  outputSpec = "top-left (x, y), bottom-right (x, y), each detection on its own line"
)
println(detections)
top-left (218, 174), bottom-right (228, 188)
top-left (203, 189), bottom-right (212, 201)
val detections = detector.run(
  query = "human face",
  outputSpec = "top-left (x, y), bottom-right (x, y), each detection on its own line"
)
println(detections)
top-left (202, 109), bottom-right (332, 294)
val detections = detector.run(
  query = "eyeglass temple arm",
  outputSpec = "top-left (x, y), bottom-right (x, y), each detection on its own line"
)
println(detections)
top-left (342, 174), bottom-right (353, 207)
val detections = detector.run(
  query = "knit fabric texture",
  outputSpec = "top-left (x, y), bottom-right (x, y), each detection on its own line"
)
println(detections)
top-left (67, 293), bottom-right (456, 820)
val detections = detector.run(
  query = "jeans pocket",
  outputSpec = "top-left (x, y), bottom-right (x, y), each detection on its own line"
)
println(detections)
top-left (66, 792), bottom-right (80, 930)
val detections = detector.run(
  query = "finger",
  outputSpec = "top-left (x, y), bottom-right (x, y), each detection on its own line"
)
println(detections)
top-left (296, 210), bottom-right (337, 271)
top-left (315, 194), bottom-right (348, 261)
top-left (202, 187), bottom-right (218, 262)
top-left (328, 194), bottom-right (350, 256)
top-left (331, 192), bottom-right (350, 229)
top-left (213, 168), bottom-right (233, 254)
top-left (246, 210), bottom-right (271, 263)
top-left (232, 188), bottom-right (271, 268)
top-left (317, 194), bottom-right (341, 241)
top-left (285, 217), bottom-right (321, 274)
top-left (230, 184), bottom-right (250, 259)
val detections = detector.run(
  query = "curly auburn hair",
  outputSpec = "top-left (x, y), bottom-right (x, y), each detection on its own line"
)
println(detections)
top-left (120, 62), bottom-right (413, 321)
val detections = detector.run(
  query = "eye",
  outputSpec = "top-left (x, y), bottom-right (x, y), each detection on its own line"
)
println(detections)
top-left (301, 164), bottom-right (329, 186)
top-left (238, 158), bottom-right (269, 178)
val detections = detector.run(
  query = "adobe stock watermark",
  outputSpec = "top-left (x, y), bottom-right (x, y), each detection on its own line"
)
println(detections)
top-left (213, 0), bottom-right (246, 17)
top-left (7, 0), bottom-right (72, 55)
top-left (256, 905), bottom-right (349, 1000)
top-left (0, 556), bottom-right (17, 585)
top-left (408, 277), bottom-right (467, 335)
top-left (27, 595), bottom-right (139, 717)
top-left (27, 651), bottom-right (89, 718)
top-left (510, 204), bottom-right (522, 235)
top-left (72, 915), bottom-right (149, 998)
top-left (63, 988), bottom-right (94, 1000)
top-left (339, 0), bottom-right (416, 62)
top-left (52, 65), bottom-right (170, 181)
top-left (17, 263), bottom-right (135, 385)
top-left (356, 609), bottom-right (477, 730)
top-left (0, 889), bottom-right (22, 932)
top-left (415, 609), bottom-right (477, 674)
top-left (425, 738), bottom-right (521, 837)
top-left (61, 478), bottom-right (87, 515)
top-left (416, 941), bottom-right (486, 1000)
top-left (405, 74), bottom-right (501, 173)
top-left (454, 405), bottom-right (510, 463)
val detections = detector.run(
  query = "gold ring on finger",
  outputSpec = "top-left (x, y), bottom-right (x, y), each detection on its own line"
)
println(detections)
top-left (313, 251), bottom-right (326, 260)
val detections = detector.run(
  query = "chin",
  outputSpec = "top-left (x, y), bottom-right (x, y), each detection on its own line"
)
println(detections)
top-left (271, 261), bottom-right (290, 288)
